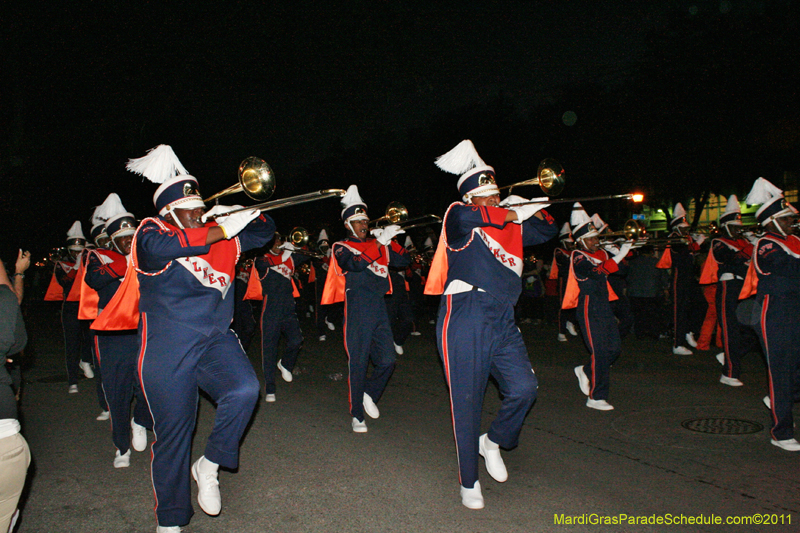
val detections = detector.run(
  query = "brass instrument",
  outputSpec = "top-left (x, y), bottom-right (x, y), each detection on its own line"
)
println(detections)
top-left (369, 202), bottom-right (408, 227)
top-left (504, 193), bottom-right (644, 208)
top-left (499, 159), bottom-right (566, 197)
top-left (369, 202), bottom-right (442, 230)
top-left (600, 219), bottom-right (690, 246)
top-left (205, 156), bottom-right (276, 203)
top-left (287, 227), bottom-right (327, 260)
top-left (298, 263), bottom-right (312, 275)
top-left (204, 156), bottom-right (345, 218)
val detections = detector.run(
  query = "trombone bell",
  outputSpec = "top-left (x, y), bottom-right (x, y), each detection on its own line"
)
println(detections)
top-left (370, 201), bottom-right (409, 227)
top-left (204, 156), bottom-right (277, 203)
top-left (289, 227), bottom-right (311, 248)
top-left (498, 158), bottom-right (565, 197)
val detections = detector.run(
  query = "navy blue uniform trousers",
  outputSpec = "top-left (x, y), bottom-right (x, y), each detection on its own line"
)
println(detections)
top-left (344, 290), bottom-right (396, 422)
top-left (138, 313), bottom-right (260, 527)
top-left (717, 279), bottom-right (759, 380)
top-left (95, 331), bottom-right (152, 454)
top-left (576, 294), bottom-right (621, 401)
top-left (62, 301), bottom-right (93, 385)
top-left (260, 297), bottom-right (303, 395)
top-left (754, 294), bottom-right (800, 441)
top-left (437, 291), bottom-right (538, 489)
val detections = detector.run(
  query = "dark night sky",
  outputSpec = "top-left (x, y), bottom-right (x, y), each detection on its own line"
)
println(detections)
top-left (2, 0), bottom-right (797, 258)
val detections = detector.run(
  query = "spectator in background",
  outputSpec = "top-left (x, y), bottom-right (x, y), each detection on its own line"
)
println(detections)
top-left (0, 256), bottom-right (31, 533)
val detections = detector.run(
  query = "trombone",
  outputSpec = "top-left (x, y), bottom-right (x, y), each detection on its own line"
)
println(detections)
top-left (600, 220), bottom-right (689, 246)
top-left (369, 202), bottom-right (442, 230)
top-left (498, 159), bottom-right (566, 197)
top-left (287, 227), bottom-right (327, 260)
top-left (203, 156), bottom-right (345, 219)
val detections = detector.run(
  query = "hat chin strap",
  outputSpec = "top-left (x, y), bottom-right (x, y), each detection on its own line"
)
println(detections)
top-left (165, 206), bottom-right (185, 230)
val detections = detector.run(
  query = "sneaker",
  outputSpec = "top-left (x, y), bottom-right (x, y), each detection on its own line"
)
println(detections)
top-left (685, 332), bottom-right (698, 348)
top-left (363, 393), bottom-right (380, 419)
top-left (716, 352), bottom-right (725, 365)
top-left (265, 394), bottom-right (276, 403)
top-left (352, 417), bottom-right (368, 433)
top-left (131, 419), bottom-right (148, 452)
top-left (672, 346), bottom-right (693, 355)
top-left (79, 361), bottom-right (95, 379)
top-left (557, 333), bottom-right (568, 342)
top-left (325, 318), bottom-right (335, 331)
top-left (157, 527), bottom-right (182, 533)
top-left (393, 343), bottom-right (404, 355)
top-left (460, 481), bottom-right (484, 510)
top-left (318, 335), bottom-right (327, 342)
top-left (566, 321), bottom-right (578, 336)
top-left (428, 319), bottom-right (435, 325)
top-left (763, 396), bottom-right (771, 409)
top-left (719, 375), bottom-right (744, 387)
top-left (68, 384), bottom-right (79, 394)
top-left (478, 434), bottom-right (508, 482)
top-left (586, 398), bottom-right (614, 411)
top-left (574, 366), bottom-right (590, 396)
top-left (771, 438), bottom-right (800, 452)
top-left (96, 410), bottom-right (110, 421)
top-left (192, 457), bottom-right (221, 516)
top-left (277, 360), bottom-right (293, 382)
top-left (114, 449), bottom-right (131, 468)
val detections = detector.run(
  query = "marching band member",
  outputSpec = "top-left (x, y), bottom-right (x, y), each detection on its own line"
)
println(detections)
top-left (321, 185), bottom-right (409, 433)
top-left (124, 145), bottom-right (273, 531)
top-left (657, 203), bottom-right (703, 355)
top-left (740, 178), bottom-right (800, 451)
top-left (313, 229), bottom-right (336, 341)
top-left (88, 202), bottom-right (113, 420)
top-left (550, 223), bottom-right (578, 341)
top-left (50, 221), bottom-right (94, 393)
top-left (253, 232), bottom-right (309, 402)
top-left (84, 194), bottom-right (153, 467)
top-left (594, 214), bottom-right (634, 339)
top-left (566, 204), bottom-right (631, 411)
top-left (385, 240), bottom-right (414, 354)
top-left (699, 195), bottom-right (759, 386)
top-left (424, 140), bottom-right (556, 509)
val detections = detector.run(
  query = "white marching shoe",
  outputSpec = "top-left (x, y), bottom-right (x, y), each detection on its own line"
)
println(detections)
top-left (460, 481), bottom-right (484, 510)
top-left (685, 332), bottom-right (698, 348)
top-left (157, 526), bottom-right (182, 532)
top-left (478, 434), bottom-right (508, 482)
top-left (192, 456), bottom-right (221, 516)
top-left (394, 342), bottom-right (404, 355)
top-left (114, 449), bottom-right (131, 468)
top-left (325, 318), bottom-right (335, 331)
top-left (363, 393), bottom-right (380, 419)
top-left (716, 352), bottom-right (725, 365)
top-left (672, 346), bottom-right (693, 355)
top-left (318, 335), bottom-right (327, 342)
top-left (265, 394), bottom-right (276, 403)
top-left (557, 333), bottom-right (568, 342)
top-left (566, 321), bottom-right (578, 336)
top-left (68, 384), bottom-right (79, 394)
top-left (574, 366), bottom-right (590, 396)
top-left (277, 359), bottom-right (293, 382)
top-left (96, 410), bottom-right (110, 421)
top-left (131, 419), bottom-right (148, 452)
top-left (719, 375), bottom-right (744, 387)
top-left (586, 399), bottom-right (614, 411)
top-left (352, 417), bottom-right (368, 433)
top-left (771, 438), bottom-right (800, 452)
top-left (763, 396), bottom-right (771, 409)
top-left (79, 361), bottom-right (95, 379)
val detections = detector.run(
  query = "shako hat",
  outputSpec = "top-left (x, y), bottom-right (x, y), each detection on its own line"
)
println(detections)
top-left (746, 177), bottom-right (798, 226)
top-left (340, 185), bottom-right (368, 223)
top-left (66, 221), bottom-right (87, 251)
top-left (126, 145), bottom-right (204, 216)
top-left (719, 195), bottom-right (742, 226)
top-left (435, 140), bottom-right (499, 202)
top-left (670, 203), bottom-right (690, 229)
top-left (570, 203), bottom-right (598, 241)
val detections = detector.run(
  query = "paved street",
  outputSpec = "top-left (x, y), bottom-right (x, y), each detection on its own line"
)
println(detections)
top-left (11, 302), bottom-right (800, 532)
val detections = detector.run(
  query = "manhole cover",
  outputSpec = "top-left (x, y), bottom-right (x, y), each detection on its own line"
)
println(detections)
top-left (35, 374), bottom-right (69, 384)
top-left (681, 417), bottom-right (763, 435)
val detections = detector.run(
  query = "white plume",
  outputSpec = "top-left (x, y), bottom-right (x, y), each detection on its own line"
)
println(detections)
top-left (746, 177), bottom-right (783, 206)
top-left (67, 220), bottom-right (85, 239)
top-left (435, 140), bottom-right (486, 175)
top-left (93, 193), bottom-right (127, 224)
top-left (570, 202), bottom-right (590, 227)
top-left (126, 144), bottom-right (189, 184)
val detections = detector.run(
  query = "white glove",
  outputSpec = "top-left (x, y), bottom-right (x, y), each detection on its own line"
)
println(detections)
top-left (201, 205), bottom-right (242, 223)
top-left (499, 195), bottom-right (549, 224)
top-left (376, 224), bottom-right (405, 246)
top-left (691, 233), bottom-right (706, 245)
top-left (603, 243), bottom-right (620, 255)
top-left (279, 242), bottom-right (298, 251)
top-left (743, 231), bottom-right (758, 244)
top-left (612, 242), bottom-right (632, 264)
top-left (217, 209), bottom-right (260, 239)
